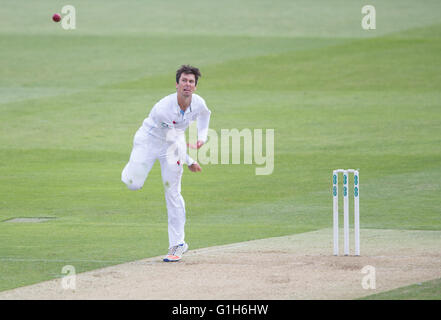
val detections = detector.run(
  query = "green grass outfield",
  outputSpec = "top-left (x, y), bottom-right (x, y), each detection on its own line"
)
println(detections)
top-left (1, 0), bottom-right (441, 297)
top-left (361, 278), bottom-right (441, 300)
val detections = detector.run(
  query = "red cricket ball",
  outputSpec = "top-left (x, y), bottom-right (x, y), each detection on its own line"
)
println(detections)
top-left (52, 13), bottom-right (61, 22)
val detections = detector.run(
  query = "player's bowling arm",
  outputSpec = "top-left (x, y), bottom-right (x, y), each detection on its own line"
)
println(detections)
top-left (188, 162), bottom-right (202, 172)
top-left (197, 108), bottom-right (211, 143)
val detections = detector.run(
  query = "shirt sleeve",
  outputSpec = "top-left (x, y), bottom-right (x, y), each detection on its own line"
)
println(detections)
top-left (185, 154), bottom-right (196, 166)
top-left (197, 102), bottom-right (211, 143)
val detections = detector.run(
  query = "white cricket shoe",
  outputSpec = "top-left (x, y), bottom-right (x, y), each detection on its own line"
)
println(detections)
top-left (163, 243), bottom-right (189, 262)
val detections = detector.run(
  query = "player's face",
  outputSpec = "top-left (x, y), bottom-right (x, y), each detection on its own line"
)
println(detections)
top-left (176, 73), bottom-right (196, 98)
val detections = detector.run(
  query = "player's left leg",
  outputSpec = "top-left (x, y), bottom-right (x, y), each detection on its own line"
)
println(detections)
top-left (158, 154), bottom-right (186, 249)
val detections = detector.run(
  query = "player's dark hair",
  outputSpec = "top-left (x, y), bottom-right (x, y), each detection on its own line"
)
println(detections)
top-left (176, 65), bottom-right (201, 85)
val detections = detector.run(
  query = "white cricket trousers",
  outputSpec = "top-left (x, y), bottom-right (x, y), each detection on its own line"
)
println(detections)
top-left (121, 128), bottom-right (186, 248)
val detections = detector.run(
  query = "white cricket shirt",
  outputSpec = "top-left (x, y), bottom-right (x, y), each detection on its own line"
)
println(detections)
top-left (142, 92), bottom-right (211, 141)
top-left (140, 92), bottom-right (211, 165)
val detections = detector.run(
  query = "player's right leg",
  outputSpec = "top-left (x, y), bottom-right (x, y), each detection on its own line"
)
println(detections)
top-left (121, 129), bottom-right (158, 190)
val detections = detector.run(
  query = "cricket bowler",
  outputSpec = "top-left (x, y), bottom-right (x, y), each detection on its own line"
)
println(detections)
top-left (121, 65), bottom-right (211, 262)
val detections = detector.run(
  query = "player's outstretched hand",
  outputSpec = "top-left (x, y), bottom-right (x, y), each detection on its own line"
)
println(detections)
top-left (187, 140), bottom-right (205, 149)
top-left (188, 162), bottom-right (202, 172)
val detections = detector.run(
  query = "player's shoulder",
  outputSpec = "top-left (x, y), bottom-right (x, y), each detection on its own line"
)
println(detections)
top-left (153, 93), bottom-right (177, 111)
top-left (156, 92), bottom-right (177, 105)
top-left (191, 93), bottom-right (208, 108)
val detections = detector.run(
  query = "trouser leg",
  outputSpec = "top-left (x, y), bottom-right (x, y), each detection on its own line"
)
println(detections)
top-left (121, 129), bottom-right (157, 190)
top-left (159, 155), bottom-right (185, 248)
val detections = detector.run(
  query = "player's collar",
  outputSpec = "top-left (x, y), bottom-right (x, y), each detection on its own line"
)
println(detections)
top-left (175, 95), bottom-right (192, 114)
